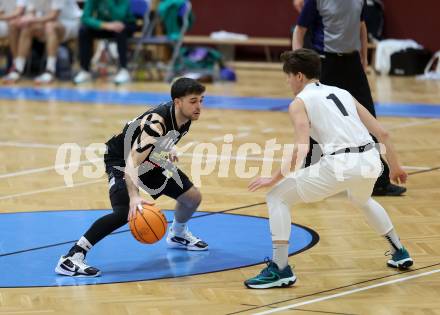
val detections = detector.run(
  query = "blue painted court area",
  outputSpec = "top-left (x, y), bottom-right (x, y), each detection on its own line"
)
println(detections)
top-left (0, 209), bottom-right (318, 287)
top-left (1, 86), bottom-right (439, 118)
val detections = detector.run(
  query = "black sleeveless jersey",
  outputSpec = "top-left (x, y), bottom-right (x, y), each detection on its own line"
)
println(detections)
top-left (104, 101), bottom-right (191, 168)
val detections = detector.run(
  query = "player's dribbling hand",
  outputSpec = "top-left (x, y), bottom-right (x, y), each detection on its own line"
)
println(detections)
top-left (128, 198), bottom-right (155, 221)
top-left (248, 177), bottom-right (275, 192)
top-left (390, 166), bottom-right (408, 184)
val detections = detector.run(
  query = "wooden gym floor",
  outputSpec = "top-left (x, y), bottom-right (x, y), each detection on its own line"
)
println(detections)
top-left (0, 67), bottom-right (439, 315)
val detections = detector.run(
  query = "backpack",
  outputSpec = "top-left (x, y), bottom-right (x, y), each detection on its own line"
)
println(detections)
top-left (56, 45), bottom-right (74, 81)
top-left (174, 47), bottom-right (222, 73)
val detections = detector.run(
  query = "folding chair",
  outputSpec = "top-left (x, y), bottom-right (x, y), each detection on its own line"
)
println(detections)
top-left (130, 0), bottom-right (192, 81)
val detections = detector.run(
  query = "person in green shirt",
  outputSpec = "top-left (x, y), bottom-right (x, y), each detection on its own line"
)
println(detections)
top-left (73, 0), bottom-right (136, 85)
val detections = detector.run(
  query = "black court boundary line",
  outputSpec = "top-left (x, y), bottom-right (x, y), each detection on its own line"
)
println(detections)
top-left (226, 261), bottom-right (440, 315)
top-left (408, 166), bottom-right (440, 176)
top-left (0, 203), bottom-right (320, 288)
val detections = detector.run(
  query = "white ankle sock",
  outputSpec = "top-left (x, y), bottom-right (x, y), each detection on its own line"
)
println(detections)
top-left (272, 243), bottom-right (289, 270)
top-left (46, 56), bottom-right (56, 73)
top-left (171, 220), bottom-right (186, 235)
top-left (76, 236), bottom-right (92, 252)
top-left (14, 57), bottom-right (25, 73)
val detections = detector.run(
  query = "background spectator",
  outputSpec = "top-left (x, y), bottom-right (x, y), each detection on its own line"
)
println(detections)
top-left (2, 0), bottom-right (81, 84)
top-left (73, 0), bottom-right (136, 85)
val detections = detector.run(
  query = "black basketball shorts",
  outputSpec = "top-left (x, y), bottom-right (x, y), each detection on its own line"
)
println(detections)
top-left (107, 165), bottom-right (193, 201)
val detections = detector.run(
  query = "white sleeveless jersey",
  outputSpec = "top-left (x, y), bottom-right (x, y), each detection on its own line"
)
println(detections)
top-left (296, 82), bottom-right (373, 154)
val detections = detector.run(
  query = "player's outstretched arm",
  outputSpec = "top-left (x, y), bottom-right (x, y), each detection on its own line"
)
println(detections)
top-left (288, 98), bottom-right (310, 172)
top-left (125, 114), bottom-right (165, 220)
top-left (248, 99), bottom-right (310, 192)
top-left (292, 25), bottom-right (307, 50)
top-left (355, 100), bottom-right (407, 184)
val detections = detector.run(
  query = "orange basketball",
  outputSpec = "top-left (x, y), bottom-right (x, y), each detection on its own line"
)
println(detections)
top-left (129, 205), bottom-right (168, 244)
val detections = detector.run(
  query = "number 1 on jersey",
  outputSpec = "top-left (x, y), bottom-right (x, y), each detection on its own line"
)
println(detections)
top-left (326, 94), bottom-right (349, 116)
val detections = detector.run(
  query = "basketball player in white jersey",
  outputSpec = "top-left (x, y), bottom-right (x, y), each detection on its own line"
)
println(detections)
top-left (244, 49), bottom-right (413, 289)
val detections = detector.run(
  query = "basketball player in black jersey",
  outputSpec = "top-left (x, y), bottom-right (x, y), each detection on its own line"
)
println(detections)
top-left (56, 78), bottom-right (208, 277)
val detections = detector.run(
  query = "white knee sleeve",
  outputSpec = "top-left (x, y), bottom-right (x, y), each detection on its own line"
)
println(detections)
top-left (266, 188), bottom-right (294, 242)
top-left (353, 197), bottom-right (393, 235)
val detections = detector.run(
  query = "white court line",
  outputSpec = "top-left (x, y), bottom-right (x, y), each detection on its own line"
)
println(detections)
top-left (262, 128), bottom-right (275, 133)
top-left (236, 132), bottom-right (250, 138)
top-left (0, 140), bottom-right (435, 177)
top-left (0, 179), bottom-right (105, 201)
top-left (252, 269), bottom-right (440, 315)
top-left (207, 125), bottom-right (222, 130)
top-left (402, 166), bottom-right (431, 170)
top-left (388, 119), bottom-right (438, 130)
top-left (89, 118), bottom-right (103, 124)
top-left (180, 152), bottom-right (281, 162)
top-left (0, 152), bottom-right (279, 181)
top-left (33, 115), bottom-right (48, 121)
top-left (0, 159), bottom-right (102, 179)
top-left (0, 141), bottom-right (60, 149)
top-left (209, 136), bottom-right (226, 141)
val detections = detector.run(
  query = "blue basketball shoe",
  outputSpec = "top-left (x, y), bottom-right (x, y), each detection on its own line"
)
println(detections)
top-left (244, 258), bottom-right (296, 289)
top-left (387, 247), bottom-right (413, 270)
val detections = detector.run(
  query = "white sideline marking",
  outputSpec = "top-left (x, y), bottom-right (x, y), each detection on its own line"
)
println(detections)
top-left (402, 166), bottom-right (431, 170)
top-left (89, 118), bottom-right (103, 124)
top-left (252, 269), bottom-right (440, 315)
top-left (0, 141), bottom-right (435, 179)
top-left (236, 132), bottom-right (250, 138)
top-left (207, 125), bottom-right (222, 130)
top-left (0, 179), bottom-right (105, 201)
top-left (33, 115), bottom-right (48, 121)
top-left (237, 126), bottom-right (252, 131)
top-left (388, 119), bottom-right (438, 130)
top-left (262, 128), bottom-right (275, 133)
top-left (0, 141), bottom-right (60, 149)
top-left (209, 136), bottom-right (226, 142)
top-left (0, 159), bottom-right (102, 179)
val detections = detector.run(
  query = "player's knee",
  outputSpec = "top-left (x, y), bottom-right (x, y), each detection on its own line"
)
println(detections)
top-left (267, 198), bottom-right (292, 241)
top-left (348, 194), bottom-right (369, 208)
top-left (266, 190), bottom-right (279, 207)
top-left (113, 207), bottom-right (129, 225)
top-left (266, 186), bottom-right (289, 208)
top-left (179, 187), bottom-right (202, 209)
top-left (190, 188), bottom-right (202, 208)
